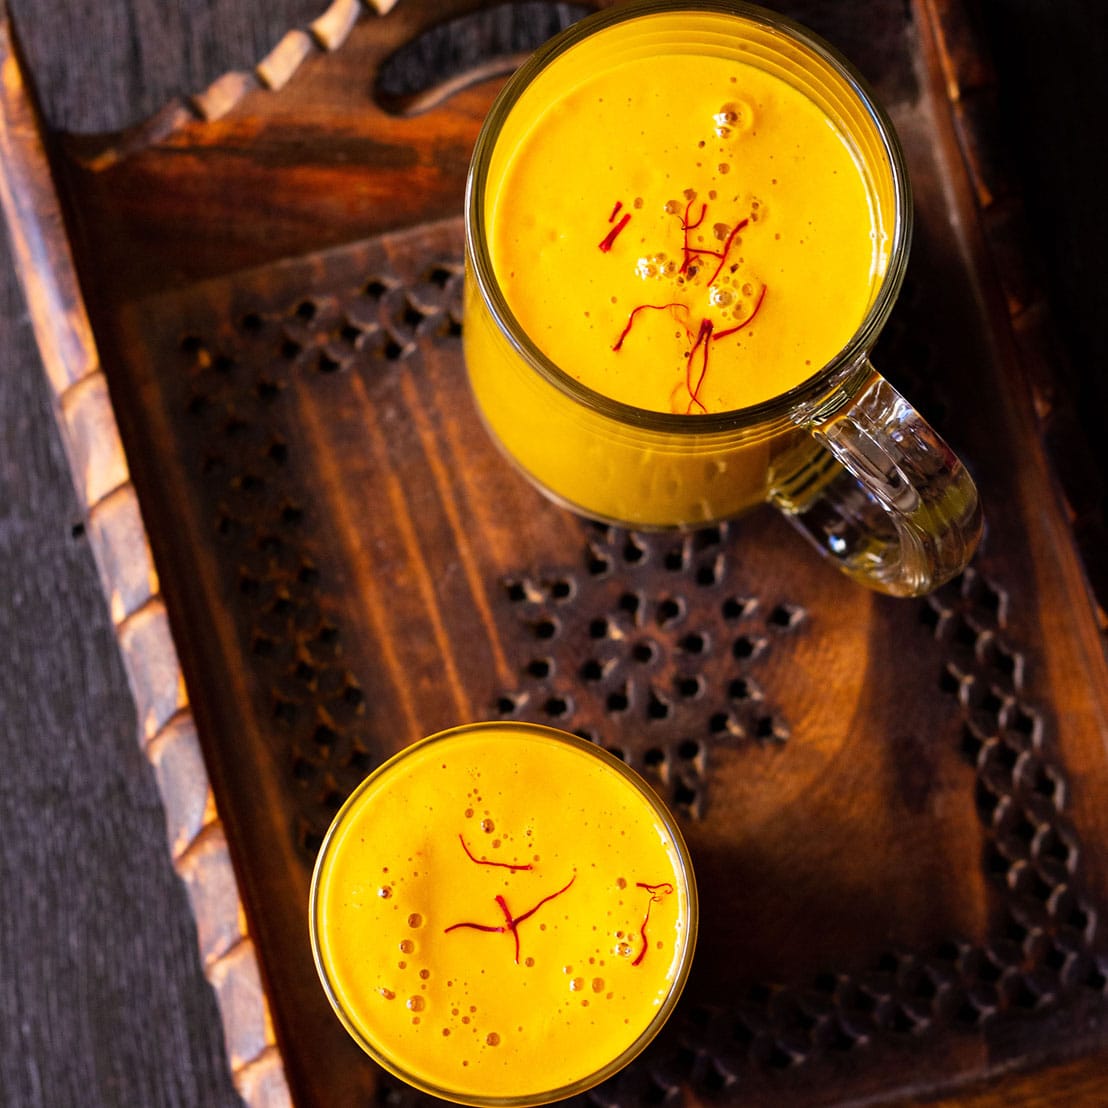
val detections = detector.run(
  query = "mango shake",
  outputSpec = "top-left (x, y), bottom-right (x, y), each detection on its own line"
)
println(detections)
top-left (310, 723), bottom-right (697, 1105)
top-left (489, 53), bottom-right (878, 415)
top-left (464, 3), bottom-right (901, 527)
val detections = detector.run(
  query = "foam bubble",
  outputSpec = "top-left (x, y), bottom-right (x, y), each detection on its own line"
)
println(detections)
top-left (714, 99), bottom-right (752, 137)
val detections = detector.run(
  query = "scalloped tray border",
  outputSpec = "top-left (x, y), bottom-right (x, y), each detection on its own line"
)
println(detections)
top-left (72, 0), bottom-right (397, 172)
top-left (0, 12), bottom-right (303, 1107)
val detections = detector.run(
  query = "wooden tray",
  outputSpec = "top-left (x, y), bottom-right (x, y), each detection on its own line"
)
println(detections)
top-left (5, 1), bottom-right (1108, 1104)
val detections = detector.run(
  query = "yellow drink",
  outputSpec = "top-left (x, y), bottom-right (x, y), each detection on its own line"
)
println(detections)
top-left (310, 723), bottom-right (697, 1105)
top-left (490, 53), bottom-right (878, 415)
top-left (464, 3), bottom-right (902, 528)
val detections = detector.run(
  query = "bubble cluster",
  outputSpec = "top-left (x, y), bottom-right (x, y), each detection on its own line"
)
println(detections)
top-left (636, 252), bottom-right (677, 280)
top-left (713, 103), bottom-right (738, 137)
top-left (713, 98), bottom-right (753, 138)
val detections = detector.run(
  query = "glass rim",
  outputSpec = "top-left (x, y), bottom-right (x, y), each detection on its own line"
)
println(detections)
top-left (465, 0), bottom-right (913, 434)
top-left (309, 720), bottom-right (700, 1107)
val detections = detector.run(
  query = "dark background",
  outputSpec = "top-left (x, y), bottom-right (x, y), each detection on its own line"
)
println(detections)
top-left (1, 1), bottom-right (1105, 1105)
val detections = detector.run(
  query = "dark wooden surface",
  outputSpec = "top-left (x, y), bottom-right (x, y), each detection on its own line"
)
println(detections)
top-left (1, 3), bottom-right (1107, 1108)
top-left (0, 253), bottom-right (245, 1108)
top-left (0, 6), bottom-right (315, 1107)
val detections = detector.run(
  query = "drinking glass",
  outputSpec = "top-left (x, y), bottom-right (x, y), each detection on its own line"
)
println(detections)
top-left (463, 0), bottom-right (983, 597)
top-left (310, 722), bottom-right (698, 1106)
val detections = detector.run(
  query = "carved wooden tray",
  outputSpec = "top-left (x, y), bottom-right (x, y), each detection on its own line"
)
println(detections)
top-left (8, 0), bottom-right (1108, 1104)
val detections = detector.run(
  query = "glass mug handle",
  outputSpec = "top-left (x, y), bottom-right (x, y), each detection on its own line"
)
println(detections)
top-left (772, 362), bottom-right (984, 597)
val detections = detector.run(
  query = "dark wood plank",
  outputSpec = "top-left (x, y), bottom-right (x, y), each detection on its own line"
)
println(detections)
top-left (972, 0), bottom-right (1108, 614)
top-left (0, 187), bottom-right (242, 1108)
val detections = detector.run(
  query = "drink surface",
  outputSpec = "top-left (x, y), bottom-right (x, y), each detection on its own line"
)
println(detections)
top-left (311, 725), bottom-right (695, 1103)
top-left (489, 36), bottom-right (882, 414)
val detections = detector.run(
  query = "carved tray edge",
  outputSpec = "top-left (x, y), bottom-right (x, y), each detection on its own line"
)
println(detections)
top-left (66, 0), bottom-right (399, 172)
top-left (0, 17), bottom-right (293, 1108)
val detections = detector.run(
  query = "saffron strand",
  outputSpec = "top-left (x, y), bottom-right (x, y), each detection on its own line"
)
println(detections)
top-left (495, 895), bottom-right (522, 963)
top-left (598, 212), bottom-right (631, 252)
top-left (443, 921), bottom-right (506, 935)
top-left (512, 875), bottom-right (577, 926)
top-left (679, 199), bottom-right (708, 274)
top-left (443, 874), bottom-right (576, 964)
top-left (632, 882), bottom-right (675, 966)
top-left (457, 833), bottom-right (534, 871)
top-left (685, 319), bottom-right (714, 413)
top-left (705, 218), bottom-right (749, 288)
top-left (613, 302), bottom-right (690, 351)
top-left (607, 196), bottom-right (768, 413)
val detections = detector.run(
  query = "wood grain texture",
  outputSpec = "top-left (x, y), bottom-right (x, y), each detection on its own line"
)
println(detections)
top-left (5, 0), bottom-right (327, 135)
top-left (914, 1050), bottom-right (1108, 1106)
top-left (0, 177), bottom-right (243, 1108)
top-left (971, 0), bottom-right (1108, 623)
top-left (1, 15), bottom-right (289, 1101)
top-left (51, 0), bottom-right (600, 305)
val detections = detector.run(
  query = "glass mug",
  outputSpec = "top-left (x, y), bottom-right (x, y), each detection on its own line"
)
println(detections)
top-left (463, 0), bottom-right (983, 597)
top-left (310, 722), bottom-right (697, 1106)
